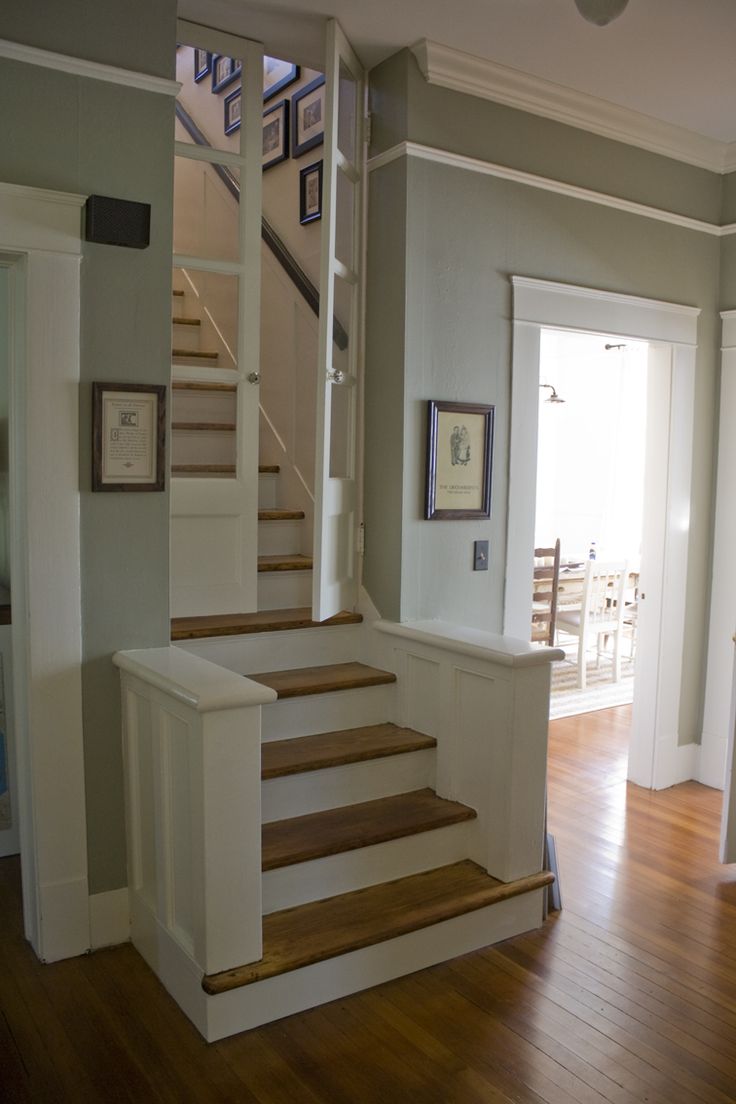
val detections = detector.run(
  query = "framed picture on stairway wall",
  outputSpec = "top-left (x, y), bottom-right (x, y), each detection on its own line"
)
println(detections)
top-left (262, 100), bottom-right (289, 170)
top-left (211, 54), bottom-right (241, 94)
top-left (193, 49), bottom-right (211, 83)
top-left (92, 382), bottom-right (167, 492)
top-left (299, 160), bottom-right (323, 224)
top-left (224, 88), bottom-right (241, 135)
top-left (263, 56), bottom-right (300, 101)
top-left (292, 75), bottom-right (325, 157)
top-left (424, 400), bottom-right (495, 519)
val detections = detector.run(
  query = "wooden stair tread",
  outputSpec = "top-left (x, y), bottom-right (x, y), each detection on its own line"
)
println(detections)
top-left (172, 381), bottom-right (237, 393)
top-left (262, 789), bottom-right (476, 871)
top-left (172, 316), bottom-right (201, 326)
top-left (172, 288), bottom-right (184, 296)
top-left (262, 723), bottom-right (436, 779)
top-left (249, 661), bottom-right (396, 699)
top-left (203, 860), bottom-right (554, 993)
top-left (259, 464), bottom-right (280, 474)
top-left (258, 509), bottom-right (305, 521)
top-left (171, 607), bottom-right (362, 641)
top-left (257, 554), bottom-right (312, 572)
top-left (172, 463), bottom-right (235, 474)
top-left (172, 348), bottom-right (219, 360)
top-left (172, 421), bottom-right (236, 432)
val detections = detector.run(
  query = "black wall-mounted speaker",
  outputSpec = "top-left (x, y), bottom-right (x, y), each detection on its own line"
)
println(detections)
top-left (84, 195), bottom-right (151, 249)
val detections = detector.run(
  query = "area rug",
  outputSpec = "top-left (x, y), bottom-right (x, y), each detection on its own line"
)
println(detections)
top-left (549, 656), bottom-right (635, 719)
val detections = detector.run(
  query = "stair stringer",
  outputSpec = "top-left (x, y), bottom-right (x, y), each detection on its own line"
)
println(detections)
top-left (134, 886), bottom-right (545, 1042)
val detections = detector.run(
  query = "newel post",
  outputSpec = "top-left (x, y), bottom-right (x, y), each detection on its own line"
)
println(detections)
top-left (113, 647), bottom-right (277, 978)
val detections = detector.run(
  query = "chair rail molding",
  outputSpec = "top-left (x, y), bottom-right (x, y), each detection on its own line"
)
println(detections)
top-left (0, 37), bottom-right (180, 96)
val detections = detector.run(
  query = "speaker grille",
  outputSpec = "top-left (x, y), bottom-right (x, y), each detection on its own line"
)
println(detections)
top-left (84, 195), bottom-right (151, 249)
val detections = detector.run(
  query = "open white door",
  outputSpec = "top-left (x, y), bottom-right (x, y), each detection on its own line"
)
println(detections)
top-left (171, 23), bottom-right (263, 617)
top-left (720, 642), bottom-right (736, 862)
top-left (312, 20), bottom-right (365, 621)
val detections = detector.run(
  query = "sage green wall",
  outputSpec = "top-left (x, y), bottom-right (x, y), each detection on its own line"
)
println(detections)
top-left (0, 0), bottom-right (176, 893)
top-left (366, 49), bottom-right (721, 746)
top-left (721, 172), bottom-right (736, 227)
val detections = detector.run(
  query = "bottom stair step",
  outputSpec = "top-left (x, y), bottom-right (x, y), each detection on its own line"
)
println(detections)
top-left (203, 860), bottom-right (554, 994)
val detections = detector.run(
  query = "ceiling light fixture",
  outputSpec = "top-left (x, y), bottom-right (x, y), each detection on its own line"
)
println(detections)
top-left (574, 0), bottom-right (630, 26)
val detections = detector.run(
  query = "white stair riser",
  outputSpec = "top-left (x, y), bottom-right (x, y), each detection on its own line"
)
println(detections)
top-left (258, 569), bottom-right (312, 610)
top-left (258, 520), bottom-right (303, 556)
top-left (173, 321), bottom-right (202, 347)
top-left (262, 821), bottom-right (472, 914)
top-left (132, 887), bottom-right (545, 1041)
top-left (261, 749), bottom-right (436, 823)
top-left (172, 390), bottom-right (236, 423)
top-left (261, 683), bottom-right (397, 741)
top-left (172, 429), bottom-right (235, 467)
top-left (258, 472), bottom-right (279, 509)
top-left (176, 624), bottom-right (366, 675)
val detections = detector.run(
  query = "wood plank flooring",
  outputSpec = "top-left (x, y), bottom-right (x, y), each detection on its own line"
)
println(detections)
top-left (3, 703), bottom-right (736, 1102)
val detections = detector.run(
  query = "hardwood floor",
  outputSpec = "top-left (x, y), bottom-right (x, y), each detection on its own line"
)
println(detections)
top-left (3, 704), bottom-right (736, 1102)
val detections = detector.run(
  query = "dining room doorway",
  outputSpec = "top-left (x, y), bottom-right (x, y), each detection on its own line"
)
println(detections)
top-left (535, 328), bottom-right (648, 720)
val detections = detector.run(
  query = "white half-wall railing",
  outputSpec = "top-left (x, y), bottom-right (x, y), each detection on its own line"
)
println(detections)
top-left (372, 621), bottom-right (562, 883)
top-left (113, 647), bottom-right (276, 978)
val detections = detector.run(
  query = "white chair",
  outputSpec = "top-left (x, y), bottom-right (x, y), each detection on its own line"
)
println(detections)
top-left (556, 559), bottom-right (628, 689)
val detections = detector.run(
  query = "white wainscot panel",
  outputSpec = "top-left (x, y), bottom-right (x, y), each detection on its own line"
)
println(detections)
top-left (171, 516), bottom-right (242, 585)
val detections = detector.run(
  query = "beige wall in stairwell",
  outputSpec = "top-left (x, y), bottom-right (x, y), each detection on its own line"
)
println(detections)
top-left (365, 48), bottom-right (722, 747)
top-left (0, 0), bottom-right (177, 894)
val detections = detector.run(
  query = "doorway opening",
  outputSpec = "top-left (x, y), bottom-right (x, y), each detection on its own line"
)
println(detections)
top-left (535, 328), bottom-right (648, 722)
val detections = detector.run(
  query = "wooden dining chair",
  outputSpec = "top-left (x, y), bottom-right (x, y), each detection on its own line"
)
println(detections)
top-left (531, 538), bottom-right (561, 647)
top-left (556, 559), bottom-right (628, 689)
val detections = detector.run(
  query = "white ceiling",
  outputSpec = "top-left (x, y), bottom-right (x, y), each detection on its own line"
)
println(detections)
top-left (182, 0), bottom-right (736, 145)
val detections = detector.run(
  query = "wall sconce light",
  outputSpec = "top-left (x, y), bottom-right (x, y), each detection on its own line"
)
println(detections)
top-left (539, 383), bottom-right (565, 404)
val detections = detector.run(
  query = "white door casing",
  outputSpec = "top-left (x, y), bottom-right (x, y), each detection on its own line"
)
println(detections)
top-left (506, 276), bottom-right (699, 790)
top-left (312, 19), bottom-right (364, 621)
top-left (171, 22), bottom-right (264, 618)
top-left (0, 183), bottom-right (89, 960)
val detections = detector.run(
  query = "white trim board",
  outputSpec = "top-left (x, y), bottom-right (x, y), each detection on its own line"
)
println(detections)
top-left (411, 39), bottom-right (733, 175)
top-left (90, 888), bottom-right (130, 950)
top-left (0, 37), bottom-right (180, 97)
top-left (368, 142), bottom-right (729, 238)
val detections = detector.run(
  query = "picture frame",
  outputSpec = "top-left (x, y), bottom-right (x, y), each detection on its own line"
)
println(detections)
top-left (425, 400), bottom-right (494, 519)
top-left (262, 100), bottom-right (289, 170)
top-left (292, 75), bottom-right (325, 157)
top-left (299, 160), bottom-right (323, 224)
top-left (92, 382), bottom-right (166, 492)
top-left (263, 56), bottom-right (300, 102)
top-left (194, 48), bottom-right (211, 83)
top-left (224, 87), bottom-right (241, 135)
top-left (211, 54), bottom-right (241, 94)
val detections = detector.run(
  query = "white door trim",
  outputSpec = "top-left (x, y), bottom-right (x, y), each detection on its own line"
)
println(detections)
top-left (0, 182), bottom-right (90, 960)
top-left (506, 276), bottom-right (699, 790)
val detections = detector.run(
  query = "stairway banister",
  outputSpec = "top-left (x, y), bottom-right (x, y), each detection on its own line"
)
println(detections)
top-left (372, 620), bottom-right (562, 883)
top-left (174, 101), bottom-right (348, 352)
top-left (113, 646), bottom-right (276, 978)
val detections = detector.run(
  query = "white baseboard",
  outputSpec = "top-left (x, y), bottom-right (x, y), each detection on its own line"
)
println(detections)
top-left (89, 887), bottom-right (130, 949)
top-left (38, 875), bottom-right (90, 962)
top-left (654, 740), bottom-right (699, 790)
top-left (697, 733), bottom-right (727, 791)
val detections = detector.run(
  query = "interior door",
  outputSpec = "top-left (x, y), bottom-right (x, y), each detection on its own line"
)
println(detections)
top-left (312, 20), bottom-right (365, 621)
top-left (170, 23), bottom-right (263, 617)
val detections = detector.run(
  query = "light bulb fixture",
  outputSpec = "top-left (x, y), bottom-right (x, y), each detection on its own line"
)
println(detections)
top-left (574, 0), bottom-right (630, 26)
top-left (539, 383), bottom-right (565, 404)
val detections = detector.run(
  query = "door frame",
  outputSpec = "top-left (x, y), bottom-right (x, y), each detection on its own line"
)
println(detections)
top-left (505, 276), bottom-right (699, 790)
top-left (0, 182), bottom-right (89, 960)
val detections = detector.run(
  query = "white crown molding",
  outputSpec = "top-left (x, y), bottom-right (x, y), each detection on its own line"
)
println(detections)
top-left (368, 141), bottom-right (724, 238)
top-left (411, 40), bottom-right (730, 175)
top-left (0, 37), bottom-right (180, 97)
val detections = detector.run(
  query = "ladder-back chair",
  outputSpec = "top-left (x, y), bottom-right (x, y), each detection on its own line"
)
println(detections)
top-left (556, 559), bottom-right (628, 689)
top-left (531, 539), bottom-right (561, 647)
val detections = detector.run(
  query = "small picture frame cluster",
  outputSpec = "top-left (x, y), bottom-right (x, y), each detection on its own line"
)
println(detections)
top-left (425, 400), bottom-right (495, 519)
top-left (299, 160), bottom-right (323, 223)
top-left (92, 382), bottom-right (167, 492)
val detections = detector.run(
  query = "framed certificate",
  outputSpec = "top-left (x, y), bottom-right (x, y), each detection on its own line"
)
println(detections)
top-left (425, 400), bottom-right (494, 519)
top-left (92, 382), bottom-right (166, 492)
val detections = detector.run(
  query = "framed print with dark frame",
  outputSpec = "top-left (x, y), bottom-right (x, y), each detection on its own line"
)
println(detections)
top-left (263, 56), bottom-right (300, 101)
top-left (299, 160), bottom-right (323, 224)
top-left (425, 400), bottom-right (494, 519)
top-left (224, 87), bottom-right (241, 135)
top-left (211, 54), bottom-right (241, 93)
top-left (262, 100), bottom-right (289, 169)
top-left (292, 75), bottom-right (325, 157)
top-left (194, 48), bottom-right (211, 83)
top-left (92, 382), bottom-right (166, 492)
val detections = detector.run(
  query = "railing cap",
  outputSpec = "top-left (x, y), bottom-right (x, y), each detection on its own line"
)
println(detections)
top-left (113, 646), bottom-right (278, 712)
top-left (374, 619), bottom-right (565, 668)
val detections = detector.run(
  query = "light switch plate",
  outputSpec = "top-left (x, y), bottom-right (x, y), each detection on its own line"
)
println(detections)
top-left (474, 540), bottom-right (489, 571)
